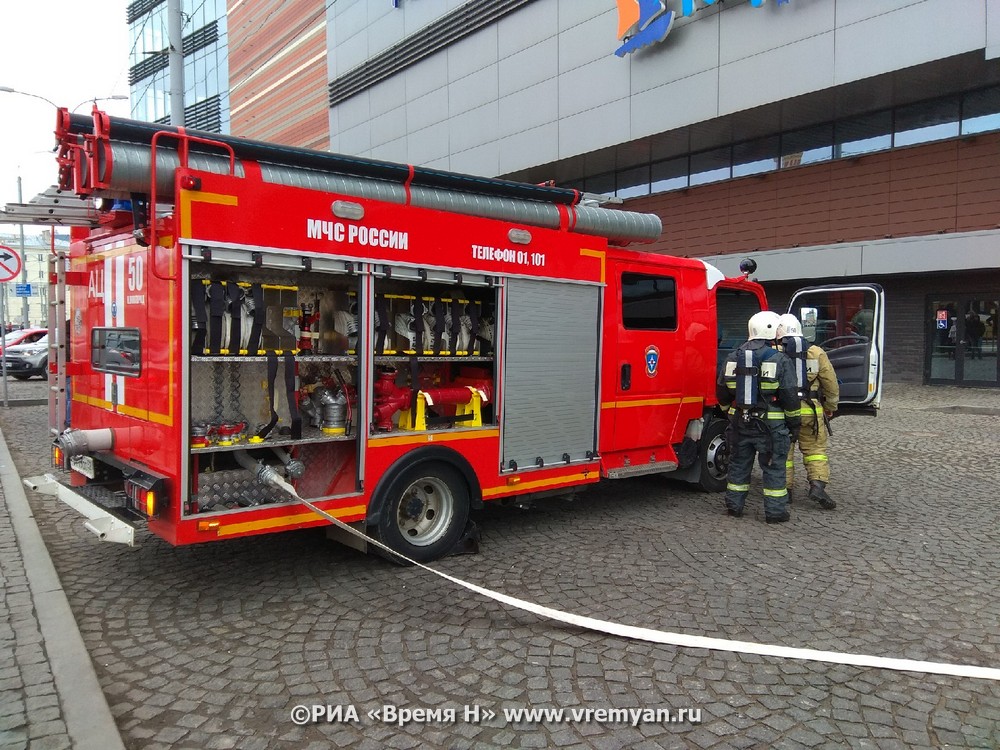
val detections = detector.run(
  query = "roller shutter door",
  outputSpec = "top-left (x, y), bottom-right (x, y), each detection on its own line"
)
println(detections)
top-left (502, 279), bottom-right (600, 469)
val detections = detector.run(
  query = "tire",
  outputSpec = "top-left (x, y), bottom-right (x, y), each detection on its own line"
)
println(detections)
top-left (372, 461), bottom-right (470, 564)
top-left (697, 418), bottom-right (730, 492)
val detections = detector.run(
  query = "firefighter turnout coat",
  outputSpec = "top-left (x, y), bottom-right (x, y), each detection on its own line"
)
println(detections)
top-left (793, 343), bottom-right (840, 483)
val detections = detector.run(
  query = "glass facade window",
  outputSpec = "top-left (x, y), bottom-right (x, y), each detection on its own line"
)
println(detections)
top-left (894, 97), bottom-right (959, 147)
top-left (961, 86), bottom-right (1000, 135)
top-left (584, 173), bottom-right (615, 196)
top-left (926, 296), bottom-right (999, 386)
top-left (617, 165), bottom-right (651, 198)
top-left (835, 111), bottom-right (892, 158)
top-left (128, 0), bottom-right (229, 133)
top-left (690, 146), bottom-right (731, 186)
top-left (781, 124), bottom-right (834, 168)
top-left (732, 136), bottom-right (779, 177)
top-left (651, 158), bottom-right (688, 192)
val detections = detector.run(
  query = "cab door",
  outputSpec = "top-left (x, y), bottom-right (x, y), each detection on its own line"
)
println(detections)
top-left (606, 263), bottom-right (685, 452)
top-left (787, 283), bottom-right (885, 416)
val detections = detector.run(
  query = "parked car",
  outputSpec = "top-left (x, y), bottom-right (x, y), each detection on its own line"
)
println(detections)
top-left (3, 334), bottom-right (49, 379)
top-left (1, 327), bottom-right (47, 351)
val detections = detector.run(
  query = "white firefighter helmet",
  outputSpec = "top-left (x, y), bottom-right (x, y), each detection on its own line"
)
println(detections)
top-left (747, 310), bottom-right (781, 341)
top-left (776, 313), bottom-right (802, 338)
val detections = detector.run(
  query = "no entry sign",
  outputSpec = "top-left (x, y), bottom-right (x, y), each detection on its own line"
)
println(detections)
top-left (0, 245), bottom-right (22, 283)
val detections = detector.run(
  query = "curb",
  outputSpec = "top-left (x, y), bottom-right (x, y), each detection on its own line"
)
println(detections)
top-left (0, 427), bottom-right (125, 750)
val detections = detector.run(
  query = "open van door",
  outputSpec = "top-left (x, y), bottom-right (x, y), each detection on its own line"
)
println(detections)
top-left (787, 284), bottom-right (884, 416)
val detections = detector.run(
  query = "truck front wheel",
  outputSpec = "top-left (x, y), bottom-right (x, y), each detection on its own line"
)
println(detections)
top-left (372, 462), bottom-right (470, 564)
top-left (698, 418), bottom-right (730, 492)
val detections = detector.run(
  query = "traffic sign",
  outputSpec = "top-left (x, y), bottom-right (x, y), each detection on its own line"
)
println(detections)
top-left (0, 245), bottom-right (22, 283)
top-left (14, 284), bottom-right (32, 297)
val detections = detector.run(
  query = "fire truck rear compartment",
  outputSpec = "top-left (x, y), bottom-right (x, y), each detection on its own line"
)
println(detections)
top-left (186, 268), bottom-right (363, 515)
top-left (184, 260), bottom-right (500, 524)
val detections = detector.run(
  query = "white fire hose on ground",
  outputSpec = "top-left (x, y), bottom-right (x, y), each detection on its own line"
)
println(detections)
top-left (240, 456), bottom-right (1000, 682)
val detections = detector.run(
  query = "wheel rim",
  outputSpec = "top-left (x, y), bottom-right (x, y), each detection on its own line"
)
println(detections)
top-left (396, 476), bottom-right (455, 547)
top-left (705, 433), bottom-right (729, 480)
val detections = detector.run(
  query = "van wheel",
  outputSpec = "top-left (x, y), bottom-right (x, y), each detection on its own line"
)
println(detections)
top-left (373, 462), bottom-right (470, 564)
top-left (698, 419), bottom-right (729, 492)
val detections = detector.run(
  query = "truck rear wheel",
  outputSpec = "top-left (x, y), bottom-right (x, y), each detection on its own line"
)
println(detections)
top-left (372, 462), bottom-right (470, 564)
top-left (698, 418), bottom-right (729, 492)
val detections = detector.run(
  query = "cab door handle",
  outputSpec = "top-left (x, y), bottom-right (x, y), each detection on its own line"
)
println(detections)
top-left (621, 363), bottom-right (631, 391)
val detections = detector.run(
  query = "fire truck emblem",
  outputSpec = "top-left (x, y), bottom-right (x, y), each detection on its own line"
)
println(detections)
top-left (644, 344), bottom-right (660, 377)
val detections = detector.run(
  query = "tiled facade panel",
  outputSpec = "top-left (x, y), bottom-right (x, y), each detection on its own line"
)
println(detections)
top-left (627, 133), bottom-right (1000, 258)
top-left (826, 159), bottom-right (891, 244)
top-left (331, 0), bottom-right (990, 173)
top-left (246, 65), bottom-right (330, 150)
top-left (229, 0), bottom-right (329, 150)
top-left (956, 134), bottom-right (1000, 226)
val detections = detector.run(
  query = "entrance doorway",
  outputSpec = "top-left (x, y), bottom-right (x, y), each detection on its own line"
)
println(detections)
top-left (927, 297), bottom-right (999, 385)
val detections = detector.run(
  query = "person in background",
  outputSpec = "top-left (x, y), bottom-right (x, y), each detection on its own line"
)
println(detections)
top-left (966, 311), bottom-right (985, 360)
top-left (777, 314), bottom-right (838, 510)
top-left (717, 311), bottom-right (801, 524)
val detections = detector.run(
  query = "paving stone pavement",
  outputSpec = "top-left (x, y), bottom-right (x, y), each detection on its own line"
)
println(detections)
top-left (1, 382), bottom-right (1000, 749)
top-left (0, 466), bottom-right (69, 750)
top-left (1, 379), bottom-right (124, 750)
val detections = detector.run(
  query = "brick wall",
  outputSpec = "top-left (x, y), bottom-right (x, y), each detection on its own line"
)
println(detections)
top-left (627, 133), bottom-right (1000, 259)
top-left (229, 0), bottom-right (329, 150)
top-left (623, 134), bottom-right (1000, 386)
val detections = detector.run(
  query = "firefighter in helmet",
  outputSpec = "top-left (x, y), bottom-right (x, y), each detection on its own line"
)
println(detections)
top-left (716, 311), bottom-right (801, 523)
top-left (776, 313), bottom-right (839, 509)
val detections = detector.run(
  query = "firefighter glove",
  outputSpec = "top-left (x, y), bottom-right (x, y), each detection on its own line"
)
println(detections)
top-left (786, 419), bottom-right (801, 442)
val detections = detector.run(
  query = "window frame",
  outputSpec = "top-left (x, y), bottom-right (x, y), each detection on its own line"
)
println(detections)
top-left (621, 273), bottom-right (678, 331)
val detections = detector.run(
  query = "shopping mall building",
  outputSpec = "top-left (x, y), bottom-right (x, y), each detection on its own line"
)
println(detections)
top-left (131, 0), bottom-right (1000, 386)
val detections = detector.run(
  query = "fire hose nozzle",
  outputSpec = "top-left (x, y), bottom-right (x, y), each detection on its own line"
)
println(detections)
top-left (254, 463), bottom-right (282, 487)
top-left (56, 428), bottom-right (115, 457)
top-left (271, 448), bottom-right (306, 479)
top-left (233, 450), bottom-right (284, 489)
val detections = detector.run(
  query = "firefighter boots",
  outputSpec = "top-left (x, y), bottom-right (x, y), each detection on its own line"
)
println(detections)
top-left (765, 512), bottom-right (790, 524)
top-left (809, 480), bottom-right (837, 509)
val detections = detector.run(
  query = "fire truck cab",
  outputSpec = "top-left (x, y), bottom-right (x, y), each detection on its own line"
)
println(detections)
top-left (36, 109), bottom-right (884, 562)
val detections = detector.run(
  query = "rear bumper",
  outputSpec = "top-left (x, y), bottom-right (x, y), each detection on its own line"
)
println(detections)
top-left (24, 473), bottom-right (139, 546)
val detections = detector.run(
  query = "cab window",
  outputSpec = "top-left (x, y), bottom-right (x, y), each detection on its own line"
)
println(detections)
top-left (622, 273), bottom-right (677, 330)
top-left (795, 290), bottom-right (877, 348)
top-left (715, 288), bottom-right (762, 370)
top-left (91, 327), bottom-right (141, 377)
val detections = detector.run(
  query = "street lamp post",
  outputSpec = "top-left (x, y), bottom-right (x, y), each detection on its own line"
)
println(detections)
top-left (0, 86), bottom-right (57, 108)
top-left (0, 87), bottom-right (127, 114)
top-left (17, 176), bottom-right (26, 327)
top-left (0, 88), bottom-right (129, 328)
top-left (70, 95), bottom-right (129, 113)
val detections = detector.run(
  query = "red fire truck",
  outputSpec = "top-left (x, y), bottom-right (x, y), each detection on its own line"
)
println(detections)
top-left (34, 108), bottom-right (884, 562)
